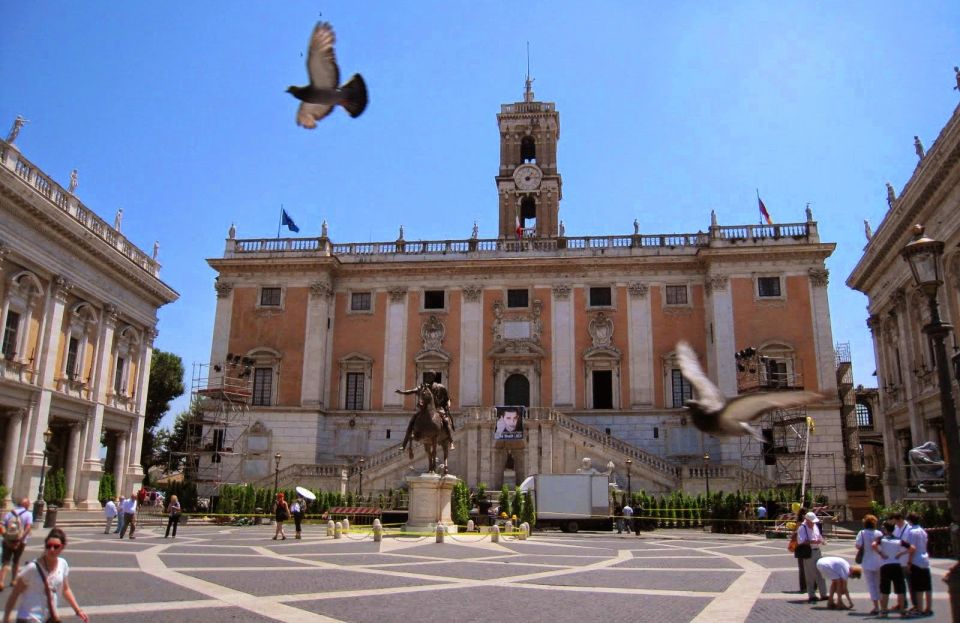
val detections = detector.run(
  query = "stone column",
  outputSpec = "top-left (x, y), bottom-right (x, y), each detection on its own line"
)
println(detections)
top-left (381, 287), bottom-right (408, 409)
top-left (127, 329), bottom-right (156, 485)
top-left (627, 282), bottom-right (652, 406)
top-left (808, 268), bottom-right (837, 393)
top-left (704, 276), bottom-right (736, 396)
top-left (458, 286), bottom-right (484, 406)
top-left (62, 422), bottom-right (82, 509)
top-left (301, 279), bottom-right (333, 407)
top-left (551, 284), bottom-right (575, 407)
top-left (114, 432), bottom-right (127, 497)
top-left (77, 305), bottom-right (117, 508)
top-left (2, 409), bottom-right (25, 506)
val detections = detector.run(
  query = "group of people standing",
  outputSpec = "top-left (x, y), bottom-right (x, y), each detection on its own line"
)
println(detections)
top-left (793, 508), bottom-right (934, 617)
top-left (103, 491), bottom-right (183, 539)
top-left (0, 499), bottom-right (88, 622)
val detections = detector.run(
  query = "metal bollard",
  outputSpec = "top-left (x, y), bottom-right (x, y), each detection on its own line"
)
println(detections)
top-left (373, 519), bottom-right (383, 542)
top-left (326, 520), bottom-right (335, 536)
top-left (491, 524), bottom-right (500, 543)
top-left (467, 519), bottom-right (475, 532)
top-left (334, 521), bottom-right (343, 539)
top-left (342, 518), bottom-right (350, 533)
top-left (436, 524), bottom-right (445, 543)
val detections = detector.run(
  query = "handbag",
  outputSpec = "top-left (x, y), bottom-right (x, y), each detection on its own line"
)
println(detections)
top-left (794, 542), bottom-right (812, 559)
top-left (855, 547), bottom-right (864, 564)
top-left (787, 532), bottom-right (798, 553)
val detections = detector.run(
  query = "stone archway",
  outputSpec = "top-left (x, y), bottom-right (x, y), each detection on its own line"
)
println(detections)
top-left (504, 374), bottom-right (530, 406)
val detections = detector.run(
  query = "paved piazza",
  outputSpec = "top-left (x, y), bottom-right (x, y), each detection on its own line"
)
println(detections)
top-left (47, 525), bottom-right (954, 622)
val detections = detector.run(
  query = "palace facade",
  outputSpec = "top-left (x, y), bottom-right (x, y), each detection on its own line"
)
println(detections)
top-left (201, 85), bottom-right (850, 503)
top-left (0, 136), bottom-right (178, 510)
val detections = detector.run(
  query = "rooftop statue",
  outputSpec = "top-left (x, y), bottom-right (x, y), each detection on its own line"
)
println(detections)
top-left (914, 135), bottom-right (925, 160)
top-left (886, 182), bottom-right (896, 208)
top-left (5, 116), bottom-right (27, 144)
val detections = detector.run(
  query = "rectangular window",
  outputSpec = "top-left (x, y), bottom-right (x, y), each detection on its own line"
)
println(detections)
top-left (114, 356), bottom-right (126, 395)
top-left (665, 285), bottom-right (688, 305)
top-left (345, 372), bottom-right (364, 410)
top-left (350, 292), bottom-right (371, 311)
top-left (252, 367), bottom-right (273, 406)
top-left (671, 369), bottom-right (692, 408)
top-left (757, 276), bottom-right (782, 298)
top-left (260, 287), bottom-right (282, 307)
top-left (653, 427), bottom-right (659, 439)
top-left (424, 290), bottom-right (445, 309)
top-left (1, 311), bottom-right (20, 359)
top-left (592, 370), bottom-right (613, 409)
top-left (589, 287), bottom-right (612, 307)
top-left (764, 359), bottom-right (788, 388)
top-left (506, 289), bottom-right (529, 308)
top-left (66, 337), bottom-right (80, 378)
top-left (212, 428), bottom-right (226, 463)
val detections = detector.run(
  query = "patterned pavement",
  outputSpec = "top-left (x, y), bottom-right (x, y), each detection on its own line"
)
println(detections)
top-left (31, 524), bottom-right (955, 622)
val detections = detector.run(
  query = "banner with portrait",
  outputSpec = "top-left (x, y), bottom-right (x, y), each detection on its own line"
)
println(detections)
top-left (494, 406), bottom-right (525, 440)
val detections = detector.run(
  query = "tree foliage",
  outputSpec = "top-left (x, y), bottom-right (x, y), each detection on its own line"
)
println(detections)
top-left (142, 350), bottom-right (185, 470)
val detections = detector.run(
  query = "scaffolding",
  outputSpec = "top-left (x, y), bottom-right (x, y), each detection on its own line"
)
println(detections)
top-left (182, 359), bottom-right (253, 496)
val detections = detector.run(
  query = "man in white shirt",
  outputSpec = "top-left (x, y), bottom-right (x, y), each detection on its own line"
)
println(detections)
top-left (902, 512), bottom-right (932, 616)
top-left (0, 498), bottom-right (33, 588)
top-left (119, 494), bottom-right (138, 539)
top-left (890, 512), bottom-right (914, 604)
top-left (621, 503), bottom-right (633, 535)
top-left (797, 511), bottom-right (827, 602)
top-left (816, 556), bottom-right (862, 610)
top-left (103, 497), bottom-right (118, 534)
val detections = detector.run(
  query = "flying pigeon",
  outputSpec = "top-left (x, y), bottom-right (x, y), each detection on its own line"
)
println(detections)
top-left (287, 21), bottom-right (368, 128)
top-left (676, 341), bottom-right (821, 441)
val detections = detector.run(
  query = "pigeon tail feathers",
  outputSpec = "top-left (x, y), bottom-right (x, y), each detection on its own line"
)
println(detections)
top-left (341, 74), bottom-right (368, 117)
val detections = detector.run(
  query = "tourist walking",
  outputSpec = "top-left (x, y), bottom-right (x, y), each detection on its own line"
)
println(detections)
top-left (796, 511), bottom-right (827, 602)
top-left (164, 495), bottom-right (182, 538)
top-left (621, 502), bottom-right (633, 535)
top-left (291, 497), bottom-right (305, 540)
top-left (273, 493), bottom-right (290, 540)
top-left (2, 527), bottom-right (88, 623)
top-left (855, 513), bottom-right (883, 614)
top-left (0, 498), bottom-right (33, 590)
top-left (103, 497), bottom-right (118, 534)
top-left (874, 520), bottom-right (909, 616)
top-left (119, 492), bottom-right (138, 539)
top-left (902, 512), bottom-right (933, 617)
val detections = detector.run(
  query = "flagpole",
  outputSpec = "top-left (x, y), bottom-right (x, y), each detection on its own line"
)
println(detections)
top-left (278, 204), bottom-right (283, 239)
top-left (756, 189), bottom-right (762, 226)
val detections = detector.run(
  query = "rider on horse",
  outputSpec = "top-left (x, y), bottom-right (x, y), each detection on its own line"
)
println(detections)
top-left (396, 370), bottom-right (456, 451)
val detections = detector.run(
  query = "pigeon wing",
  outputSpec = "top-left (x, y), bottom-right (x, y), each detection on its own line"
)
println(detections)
top-left (306, 21), bottom-right (340, 89)
top-left (722, 391), bottom-right (822, 424)
top-left (676, 341), bottom-right (726, 412)
top-left (296, 102), bottom-right (334, 128)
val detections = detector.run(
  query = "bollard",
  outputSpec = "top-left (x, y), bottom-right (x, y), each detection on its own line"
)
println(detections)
top-left (334, 521), bottom-right (343, 539)
top-left (491, 524), bottom-right (500, 543)
top-left (467, 519), bottom-right (475, 532)
top-left (505, 520), bottom-right (513, 534)
top-left (519, 522), bottom-right (529, 540)
top-left (342, 518), bottom-right (350, 533)
top-left (436, 524), bottom-right (445, 543)
top-left (326, 519), bottom-right (335, 536)
top-left (373, 519), bottom-right (383, 542)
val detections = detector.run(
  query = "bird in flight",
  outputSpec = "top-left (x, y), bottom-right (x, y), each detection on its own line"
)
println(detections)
top-left (287, 21), bottom-right (368, 128)
top-left (676, 341), bottom-right (821, 441)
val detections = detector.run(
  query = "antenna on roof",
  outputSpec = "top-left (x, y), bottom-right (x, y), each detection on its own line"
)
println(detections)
top-left (524, 41), bottom-right (535, 102)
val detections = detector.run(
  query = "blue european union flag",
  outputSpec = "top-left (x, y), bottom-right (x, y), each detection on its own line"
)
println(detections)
top-left (281, 208), bottom-right (300, 233)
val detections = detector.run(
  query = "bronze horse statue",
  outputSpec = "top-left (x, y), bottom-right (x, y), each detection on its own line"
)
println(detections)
top-left (409, 384), bottom-right (452, 474)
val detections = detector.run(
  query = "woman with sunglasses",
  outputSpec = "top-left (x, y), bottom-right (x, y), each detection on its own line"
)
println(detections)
top-left (2, 528), bottom-right (88, 623)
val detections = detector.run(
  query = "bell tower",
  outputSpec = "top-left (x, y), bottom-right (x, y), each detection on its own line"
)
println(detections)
top-left (496, 76), bottom-right (562, 239)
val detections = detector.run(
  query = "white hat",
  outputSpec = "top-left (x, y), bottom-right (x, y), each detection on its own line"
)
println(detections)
top-left (804, 511), bottom-right (819, 522)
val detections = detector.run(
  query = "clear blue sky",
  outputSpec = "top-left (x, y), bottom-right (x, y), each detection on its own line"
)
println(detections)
top-left (3, 2), bottom-right (959, 430)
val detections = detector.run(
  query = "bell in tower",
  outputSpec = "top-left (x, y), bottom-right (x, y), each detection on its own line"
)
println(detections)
top-left (496, 76), bottom-right (562, 239)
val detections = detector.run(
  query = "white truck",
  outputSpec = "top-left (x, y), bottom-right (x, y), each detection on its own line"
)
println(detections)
top-left (520, 473), bottom-right (613, 533)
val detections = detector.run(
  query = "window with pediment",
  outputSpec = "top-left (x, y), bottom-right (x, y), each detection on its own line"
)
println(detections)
top-left (1, 270), bottom-right (44, 362)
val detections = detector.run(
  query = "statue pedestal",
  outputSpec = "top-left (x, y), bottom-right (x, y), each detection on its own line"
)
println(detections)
top-left (503, 469), bottom-right (516, 487)
top-left (404, 473), bottom-right (459, 534)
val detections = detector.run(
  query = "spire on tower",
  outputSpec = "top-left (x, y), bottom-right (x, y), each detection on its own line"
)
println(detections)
top-left (524, 41), bottom-right (535, 102)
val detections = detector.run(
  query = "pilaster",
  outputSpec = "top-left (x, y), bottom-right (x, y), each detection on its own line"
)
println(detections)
top-left (301, 280), bottom-right (334, 407)
top-left (627, 282), bottom-right (652, 406)
top-left (808, 268), bottom-right (837, 393)
top-left (210, 279), bottom-right (234, 370)
top-left (458, 287), bottom-right (483, 406)
top-left (381, 287), bottom-right (408, 409)
top-left (61, 422), bottom-right (82, 509)
top-left (2, 409), bottom-right (25, 506)
top-left (551, 284), bottom-right (575, 407)
top-left (705, 276), bottom-right (736, 395)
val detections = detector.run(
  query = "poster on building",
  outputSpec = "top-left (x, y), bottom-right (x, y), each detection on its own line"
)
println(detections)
top-left (494, 406), bottom-right (525, 440)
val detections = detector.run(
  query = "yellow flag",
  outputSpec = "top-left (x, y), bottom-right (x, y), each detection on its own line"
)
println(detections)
top-left (806, 416), bottom-right (816, 434)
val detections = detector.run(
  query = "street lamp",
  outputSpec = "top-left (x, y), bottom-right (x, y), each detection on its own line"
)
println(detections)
top-left (703, 452), bottom-right (711, 498)
top-left (273, 452), bottom-right (282, 497)
top-left (33, 428), bottom-right (54, 523)
top-left (358, 457), bottom-right (365, 498)
top-left (625, 458), bottom-right (632, 498)
top-left (901, 224), bottom-right (960, 617)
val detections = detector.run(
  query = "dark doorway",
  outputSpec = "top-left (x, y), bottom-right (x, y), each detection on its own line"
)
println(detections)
top-left (504, 374), bottom-right (530, 406)
top-left (592, 370), bottom-right (613, 409)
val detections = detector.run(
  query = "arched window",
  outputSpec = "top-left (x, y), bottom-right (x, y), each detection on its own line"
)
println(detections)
top-left (504, 373), bottom-right (530, 406)
top-left (520, 196), bottom-right (537, 235)
top-left (520, 136), bottom-right (536, 163)
top-left (856, 402), bottom-right (873, 428)
top-left (757, 342), bottom-right (798, 389)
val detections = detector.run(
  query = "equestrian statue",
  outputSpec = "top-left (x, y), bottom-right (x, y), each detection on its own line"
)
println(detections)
top-left (396, 370), bottom-right (455, 473)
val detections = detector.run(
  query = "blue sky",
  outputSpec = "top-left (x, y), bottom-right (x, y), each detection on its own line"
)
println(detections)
top-left (2, 2), bottom-right (959, 430)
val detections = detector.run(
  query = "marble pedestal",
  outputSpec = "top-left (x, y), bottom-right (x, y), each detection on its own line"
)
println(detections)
top-left (404, 472), bottom-right (459, 534)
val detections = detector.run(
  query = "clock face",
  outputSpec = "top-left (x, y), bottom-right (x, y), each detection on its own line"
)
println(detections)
top-left (513, 164), bottom-right (542, 190)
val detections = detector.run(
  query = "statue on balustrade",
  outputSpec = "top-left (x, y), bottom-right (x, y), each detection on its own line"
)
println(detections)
top-left (5, 116), bottom-right (28, 143)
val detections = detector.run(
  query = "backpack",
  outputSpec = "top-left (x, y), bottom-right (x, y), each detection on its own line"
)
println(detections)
top-left (3, 509), bottom-right (26, 543)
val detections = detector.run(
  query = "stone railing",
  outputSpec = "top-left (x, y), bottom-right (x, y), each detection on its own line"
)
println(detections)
top-left (228, 221), bottom-right (815, 262)
top-left (0, 140), bottom-right (161, 278)
top-left (250, 462), bottom-right (349, 489)
top-left (682, 463), bottom-right (774, 491)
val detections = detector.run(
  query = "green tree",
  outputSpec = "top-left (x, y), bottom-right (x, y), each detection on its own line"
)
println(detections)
top-left (98, 473), bottom-right (116, 504)
top-left (142, 350), bottom-right (185, 471)
top-left (499, 485), bottom-right (511, 518)
top-left (451, 480), bottom-right (470, 526)
top-left (520, 491), bottom-right (536, 527)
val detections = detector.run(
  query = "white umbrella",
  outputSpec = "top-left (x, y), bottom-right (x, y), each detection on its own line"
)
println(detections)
top-left (295, 486), bottom-right (317, 501)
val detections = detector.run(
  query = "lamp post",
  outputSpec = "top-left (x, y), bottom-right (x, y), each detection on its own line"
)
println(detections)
top-left (703, 452), bottom-right (711, 498)
top-left (273, 452), bottom-right (282, 497)
top-left (358, 457), bottom-right (365, 498)
top-left (900, 224), bottom-right (960, 618)
top-left (625, 458), bottom-right (632, 498)
top-left (33, 428), bottom-right (54, 523)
